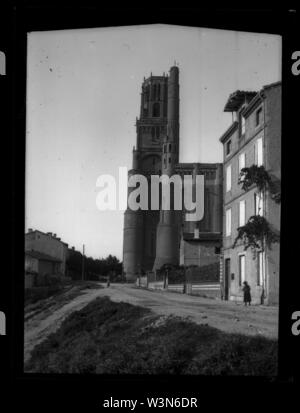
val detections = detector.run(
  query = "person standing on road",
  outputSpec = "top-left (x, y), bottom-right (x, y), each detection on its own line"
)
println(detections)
top-left (242, 281), bottom-right (251, 306)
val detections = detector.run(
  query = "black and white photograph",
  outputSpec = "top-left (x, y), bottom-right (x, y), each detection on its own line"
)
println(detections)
top-left (24, 23), bottom-right (281, 375)
top-left (1, 6), bottom-right (299, 411)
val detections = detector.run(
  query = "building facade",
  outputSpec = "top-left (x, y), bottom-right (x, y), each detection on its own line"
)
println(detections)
top-left (220, 82), bottom-right (281, 305)
top-left (123, 66), bottom-right (223, 281)
top-left (25, 250), bottom-right (62, 288)
top-left (25, 229), bottom-right (68, 276)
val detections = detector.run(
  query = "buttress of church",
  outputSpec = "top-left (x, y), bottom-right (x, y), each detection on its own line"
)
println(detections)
top-left (123, 66), bottom-right (223, 282)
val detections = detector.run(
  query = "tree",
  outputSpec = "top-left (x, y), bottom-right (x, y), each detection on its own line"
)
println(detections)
top-left (233, 215), bottom-right (279, 253)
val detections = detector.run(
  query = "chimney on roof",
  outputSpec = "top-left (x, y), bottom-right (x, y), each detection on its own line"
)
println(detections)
top-left (28, 228), bottom-right (33, 233)
top-left (57, 237), bottom-right (61, 241)
top-left (72, 246), bottom-right (75, 251)
top-left (47, 232), bottom-right (52, 236)
top-left (53, 233), bottom-right (57, 238)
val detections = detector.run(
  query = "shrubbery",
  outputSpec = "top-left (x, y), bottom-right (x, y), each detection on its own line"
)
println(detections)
top-left (25, 297), bottom-right (277, 376)
top-left (25, 285), bottom-right (63, 305)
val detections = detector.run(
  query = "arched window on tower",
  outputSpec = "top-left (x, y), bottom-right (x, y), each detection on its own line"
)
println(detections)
top-left (145, 86), bottom-right (149, 104)
top-left (152, 102), bottom-right (160, 117)
top-left (157, 83), bottom-right (161, 100)
top-left (169, 144), bottom-right (172, 151)
top-left (152, 84), bottom-right (156, 100)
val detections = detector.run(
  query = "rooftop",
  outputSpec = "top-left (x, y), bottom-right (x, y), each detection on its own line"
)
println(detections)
top-left (25, 250), bottom-right (62, 262)
top-left (25, 229), bottom-right (69, 247)
top-left (224, 90), bottom-right (257, 112)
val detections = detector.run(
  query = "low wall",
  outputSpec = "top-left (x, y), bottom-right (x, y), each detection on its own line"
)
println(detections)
top-left (148, 281), bottom-right (164, 290)
top-left (189, 282), bottom-right (221, 299)
top-left (136, 276), bottom-right (148, 288)
top-left (146, 279), bottom-right (221, 299)
top-left (167, 284), bottom-right (185, 293)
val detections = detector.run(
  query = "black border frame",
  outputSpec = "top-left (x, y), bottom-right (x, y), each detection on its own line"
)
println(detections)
top-left (1, 4), bottom-right (299, 409)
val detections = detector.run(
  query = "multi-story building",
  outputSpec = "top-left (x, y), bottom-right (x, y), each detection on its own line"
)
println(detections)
top-left (25, 229), bottom-right (68, 276)
top-left (220, 82), bottom-right (281, 305)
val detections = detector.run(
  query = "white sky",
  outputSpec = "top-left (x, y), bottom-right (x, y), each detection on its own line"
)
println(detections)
top-left (26, 24), bottom-right (281, 260)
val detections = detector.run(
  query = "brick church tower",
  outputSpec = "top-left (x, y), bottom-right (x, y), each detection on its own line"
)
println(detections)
top-left (123, 66), bottom-right (223, 282)
top-left (123, 66), bottom-right (180, 281)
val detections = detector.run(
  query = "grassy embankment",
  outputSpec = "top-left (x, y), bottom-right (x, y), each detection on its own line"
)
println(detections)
top-left (25, 296), bottom-right (277, 376)
top-left (24, 281), bottom-right (103, 322)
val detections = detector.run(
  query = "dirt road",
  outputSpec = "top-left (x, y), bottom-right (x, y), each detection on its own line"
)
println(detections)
top-left (96, 284), bottom-right (278, 338)
top-left (24, 283), bottom-right (278, 363)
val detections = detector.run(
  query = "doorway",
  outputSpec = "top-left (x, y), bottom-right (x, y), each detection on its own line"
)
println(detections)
top-left (224, 258), bottom-right (231, 300)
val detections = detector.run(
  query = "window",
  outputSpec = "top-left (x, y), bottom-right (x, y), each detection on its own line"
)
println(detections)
top-left (256, 107), bottom-right (262, 126)
top-left (241, 115), bottom-right (245, 136)
top-left (226, 208), bottom-right (231, 236)
top-left (152, 84), bottom-right (156, 100)
top-left (239, 255), bottom-right (246, 286)
top-left (238, 152), bottom-right (245, 174)
top-left (239, 200), bottom-right (246, 227)
top-left (215, 247), bottom-right (221, 254)
top-left (255, 137), bottom-right (263, 166)
top-left (152, 102), bottom-right (160, 117)
top-left (254, 192), bottom-right (264, 216)
top-left (257, 251), bottom-right (264, 286)
top-left (226, 165), bottom-right (232, 192)
top-left (226, 140), bottom-right (232, 156)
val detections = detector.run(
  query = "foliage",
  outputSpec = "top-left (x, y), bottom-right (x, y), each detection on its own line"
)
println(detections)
top-left (25, 297), bottom-right (277, 376)
top-left (185, 263), bottom-right (220, 283)
top-left (239, 165), bottom-right (281, 204)
top-left (66, 252), bottom-right (122, 281)
top-left (239, 165), bottom-right (271, 192)
top-left (233, 215), bottom-right (280, 252)
top-left (25, 285), bottom-right (63, 305)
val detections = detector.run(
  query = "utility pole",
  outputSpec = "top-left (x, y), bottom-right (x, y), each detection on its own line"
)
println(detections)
top-left (82, 244), bottom-right (85, 281)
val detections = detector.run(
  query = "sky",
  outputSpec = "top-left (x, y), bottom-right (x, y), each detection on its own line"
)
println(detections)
top-left (26, 24), bottom-right (281, 260)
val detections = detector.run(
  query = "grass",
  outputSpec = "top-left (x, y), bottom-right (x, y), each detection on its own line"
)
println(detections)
top-left (24, 281), bottom-right (103, 322)
top-left (25, 297), bottom-right (278, 376)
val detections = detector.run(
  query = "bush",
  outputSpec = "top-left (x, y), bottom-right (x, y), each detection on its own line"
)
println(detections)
top-left (25, 297), bottom-right (277, 376)
top-left (25, 285), bottom-right (63, 305)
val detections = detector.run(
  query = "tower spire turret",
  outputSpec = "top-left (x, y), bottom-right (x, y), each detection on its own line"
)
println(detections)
top-left (153, 65), bottom-right (180, 271)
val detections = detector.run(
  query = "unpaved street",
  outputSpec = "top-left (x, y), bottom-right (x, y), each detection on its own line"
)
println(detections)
top-left (25, 283), bottom-right (278, 364)
top-left (96, 284), bottom-right (278, 338)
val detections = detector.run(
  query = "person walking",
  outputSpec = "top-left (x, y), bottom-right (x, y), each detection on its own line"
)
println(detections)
top-left (242, 281), bottom-right (251, 306)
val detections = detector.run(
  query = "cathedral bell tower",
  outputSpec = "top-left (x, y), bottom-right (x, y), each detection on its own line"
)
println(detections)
top-left (123, 71), bottom-right (169, 281)
top-left (153, 66), bottom-right (180, 271)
